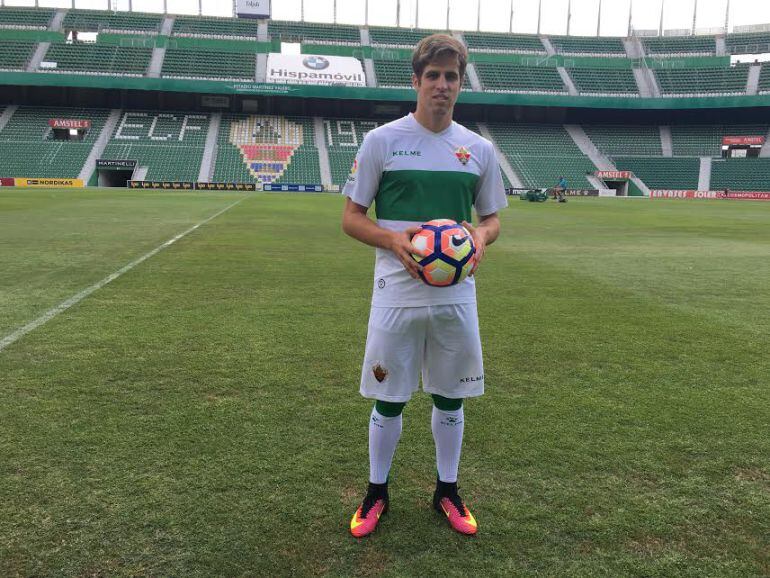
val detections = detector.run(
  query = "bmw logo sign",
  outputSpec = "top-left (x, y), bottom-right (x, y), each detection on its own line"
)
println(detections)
top-left (303, 56), bottom-right (330, 70)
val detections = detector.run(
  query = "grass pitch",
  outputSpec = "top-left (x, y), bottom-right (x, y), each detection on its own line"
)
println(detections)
top-left (1, 189), bottom-right (768, 577)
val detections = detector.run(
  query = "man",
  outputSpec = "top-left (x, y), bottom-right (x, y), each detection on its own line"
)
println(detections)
top-left (341, 34), bottom-right (508, 537)
top-left (554, 176), bottom-right (568, 202)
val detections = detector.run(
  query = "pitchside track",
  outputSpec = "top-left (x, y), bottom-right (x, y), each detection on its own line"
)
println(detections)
top-left (1, 189), bottom-right (768, 576)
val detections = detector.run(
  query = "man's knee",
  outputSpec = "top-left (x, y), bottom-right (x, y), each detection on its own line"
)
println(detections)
top-left (374, 400), bottom-right (406, 417)
top-left (431, 394), bottom-right (463, 412)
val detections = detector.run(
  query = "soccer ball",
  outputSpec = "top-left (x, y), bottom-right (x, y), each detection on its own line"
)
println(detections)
top-left (410, 219), bottom-right (476, 287)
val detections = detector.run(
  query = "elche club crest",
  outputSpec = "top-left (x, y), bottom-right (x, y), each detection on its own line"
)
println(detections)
top-left (229, 116), bottom-right (303, 183)
top-left (454, 146), bottom-right (471, 165)
top-left (347, 158), bottom-right (359, 182)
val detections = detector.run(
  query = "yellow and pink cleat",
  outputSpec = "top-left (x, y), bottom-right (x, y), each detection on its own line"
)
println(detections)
top-left (434, 483), bottom-right (478, 535)
top-left (350, 494), bottom-right (388, 538)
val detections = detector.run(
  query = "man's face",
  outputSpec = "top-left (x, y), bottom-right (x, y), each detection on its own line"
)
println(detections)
top-left (412, 54), bottom-right (462, 116)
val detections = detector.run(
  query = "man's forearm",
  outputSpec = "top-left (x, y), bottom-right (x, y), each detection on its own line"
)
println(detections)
top-left (476, 214), bottom-right (500, 246)
top-left (342, 210), bottom-right (396, 251)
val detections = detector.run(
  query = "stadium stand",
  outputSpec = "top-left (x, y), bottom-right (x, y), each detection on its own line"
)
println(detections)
top-left (710, 158), bottom-right (770, 191)
top-left (101, 111), bottom-right (209, 182)
top-left (172, 15), bottom-right (260, 39)
top-left (670, 124), bottom-right (769, 156)
top-left (654, 66), bottom-right (749, 96)
top-left (726, 31), bottom-right (770, 55)
top-left (213, 115), bottom-right (321, 185)
top-left (569, 68), bottom-right (639, 96)
top-left (161, 48), bottom-right (255, 81)
top-left (323, 118), bottom-right (381, 185)
top-left (62, 9), bottom-right (162, 34)
top-left (583, 125), bottom-right (663, 156)
top-left (0, 106), bottom-right (109, 178)
top-left (268, 20), bottom-right (360, 45)
top-left (487, 123), bottom-right (595, 187)
top-left (462, 121), bottom-right (513, 189)
top-left (372, 59), bottom-right (413, 88)
top-left (642, 35), bottom-right (716, 56)
top-left (613, 157), bottom-right (700, 189)
top-left (0, 7), bottom-right (53, 30)
top-left (42, 43), bottom-right (152, 76)
top-left (0, 40), bottom-right (37, 71)
top-left (758, 65), bottom-right (770, 94)
top-left (369, 26), bottom-right (439, 47)
top-left (5, 8), bottom-right (770, 194)
top-left (463, 31), bottom-right (545, 54)
top-left (475, 63), bottom-right (566, 93)
top-left (550, 35), bottom-right (626, 57)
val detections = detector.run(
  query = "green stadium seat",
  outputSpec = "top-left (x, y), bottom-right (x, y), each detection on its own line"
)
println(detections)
top-left (462, 121), bottom-right (512, 189)
top-left (569, 68), bottom-right (638, 96)
top-left (758, 65), bottom-right (770, 94)
top-left (475, 63), bottom-right (566, 93)
top-left (162, 48), bottom-right (255, 81)
top-left (0, 40), bottom-right (37, 70)
top-left (102, 111), bottom-right (209, 182)
top-left (670, 124), bottom-right (769, 157)
top-left (369, 26), bottom-right (441, 47)
top-left (0, 7), bottom-right (53, 30)
top-left (487, 123), bottom-right (595, 187)
top-left (642, 35), bottom-right (716, 56)
top-left (173, 15), bottom-right (260, 40)
top-left (323, 117), bottom-right (382, 185)
top-left (213, 115), bottom-right (321, 185)
top-left (62, 9), bottom-right (162, 34)
top-left (268, 20), bottom-right (360, 45)
top-left (613, 157), bottom-right (700, 189)
top-left (463, 32), bottom-right (545, 54)
top-left (550, 35), bottom-right (626, 57)
top-left (710, 158), bottom-right (770, 191)
top-left (42, 42), bottom-right (152, 76)
top-left (726, 31), bottom-right (770, 56)
top-left (584, 125), bottom-right (662, 156)
top-left (654, 66), bottom-right (749, 96)
top-left (0, 106), bottom-right (109, 178)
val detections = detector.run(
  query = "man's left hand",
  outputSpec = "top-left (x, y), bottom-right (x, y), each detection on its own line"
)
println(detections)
top-left (461, 220), bottom-right (486, 275)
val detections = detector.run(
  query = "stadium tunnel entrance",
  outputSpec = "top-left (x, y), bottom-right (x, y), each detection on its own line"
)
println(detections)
top-left (96, 159), bottom-right (137, 187)
top-left (603, 180), bottom-right (629, 196)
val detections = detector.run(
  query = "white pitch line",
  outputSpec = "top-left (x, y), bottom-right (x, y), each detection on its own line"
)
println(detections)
top-left (0, 196), bottom-right (248, 353)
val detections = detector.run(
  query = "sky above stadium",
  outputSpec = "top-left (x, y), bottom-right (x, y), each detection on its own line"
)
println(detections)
top-left (4, 0), bottom-right (770, 36)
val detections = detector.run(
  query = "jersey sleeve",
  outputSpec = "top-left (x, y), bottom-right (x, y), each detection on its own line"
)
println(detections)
top-left (474, 140), bottom-right (509, 216)
top-left (342, 130), bottom-right (385, 208)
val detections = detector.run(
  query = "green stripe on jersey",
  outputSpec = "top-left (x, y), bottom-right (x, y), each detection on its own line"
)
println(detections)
top-left (374, 170), bottom-right (478, 223)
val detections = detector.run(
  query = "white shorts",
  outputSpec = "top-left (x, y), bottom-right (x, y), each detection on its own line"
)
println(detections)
top-left (360, 303), bottom-right (485, 403)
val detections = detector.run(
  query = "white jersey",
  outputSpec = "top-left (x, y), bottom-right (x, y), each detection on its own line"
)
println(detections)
top-left (343, 113), bottom-right (508, 307)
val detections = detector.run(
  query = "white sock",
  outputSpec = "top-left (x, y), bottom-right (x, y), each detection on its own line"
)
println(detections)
top-left (368, 408), bottom-right (402, 484)
top-left (432, 406), bottom-right (464, 483)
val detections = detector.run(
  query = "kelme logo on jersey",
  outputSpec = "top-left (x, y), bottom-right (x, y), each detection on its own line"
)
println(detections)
top-left (455, 146), bottom-right (471, 165)
top-left (392, 150), bottom-right (422, 157)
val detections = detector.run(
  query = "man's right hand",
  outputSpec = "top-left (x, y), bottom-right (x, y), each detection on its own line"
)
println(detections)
top-left (389, 227), bottom-right (423, 280)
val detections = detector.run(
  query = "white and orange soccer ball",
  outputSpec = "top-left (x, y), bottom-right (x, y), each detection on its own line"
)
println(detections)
top-left (410, 219), bottom-right (476, 287)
